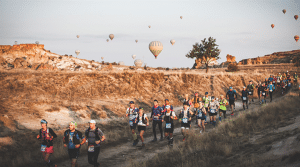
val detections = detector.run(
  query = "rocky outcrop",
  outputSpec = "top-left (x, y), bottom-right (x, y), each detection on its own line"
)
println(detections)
top-left (239, 50), bottom-right (300, 65)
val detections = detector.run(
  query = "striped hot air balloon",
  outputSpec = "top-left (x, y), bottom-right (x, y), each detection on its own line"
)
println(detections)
top-left (134, 59), bottom-right (143, 67)
top-left (149, 41), bottom-right (163, 59)
top-left (294, 35), bottom-right (299, 42)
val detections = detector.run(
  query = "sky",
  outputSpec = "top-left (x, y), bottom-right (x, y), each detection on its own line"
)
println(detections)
top-left (1, 0), bottom-right (300, 68)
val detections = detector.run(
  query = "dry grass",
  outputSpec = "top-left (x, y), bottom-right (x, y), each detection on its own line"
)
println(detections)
top-left (129, 89), bottom-right (300, 167)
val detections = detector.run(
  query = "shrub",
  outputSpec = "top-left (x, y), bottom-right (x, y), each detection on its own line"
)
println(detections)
top-left (227, 63), bottom-right (238, 72)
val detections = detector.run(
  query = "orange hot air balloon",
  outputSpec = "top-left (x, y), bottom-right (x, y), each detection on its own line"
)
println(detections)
top-left (271, 24), bottom-right (275, 28)
top-left (294, 15), bottom-right (298, 20)
top-left (294, 35), bottom-right (299, 42)
top-left (170, 39), bottom-right (175, 45)
top-left (148, 25), bottom-right (151, 28)
top-left (282, 9), bottom-right (286, 14)
top-left (109, 34), bottom-right (114, 40)
top-left (149, 41), bottom-right (163, 59)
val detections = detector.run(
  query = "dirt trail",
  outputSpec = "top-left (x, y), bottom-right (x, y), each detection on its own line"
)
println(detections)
top-left (56, 96), bottom-right (269, 167)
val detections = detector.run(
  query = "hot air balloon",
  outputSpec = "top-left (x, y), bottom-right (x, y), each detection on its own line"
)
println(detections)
top-left (76, 35), bottom-right (80, 38)
top-left (35, 41), bottom-right (39, 45)
top-left (119, 61), bottom-right (125, 65)
top-left (282, 9), bottom-right (286, 14)
top-left (148, 25), bottom-right (151, 28)
top-left (134, 59), bottom-right (143, 67)
top-left (132, 55), bottom-right (136, 59)
top-left (106, 39), bottom-right (109, 42)
top-left (101, 57), bottom-right (104, 60)
top-left (75, 50), bottom-right (80, 57)
top-left (180, 16), bottom-right (183, 19)
top-left (294, 35), bottom-right (299, 42)
top-left (149, 41), bottom-right (163, 59)
top-left (109, 34), bottom-right (114, 40)
top-left (295, 15), bottom-right (298, 20)
top-left (170, 39), bottom-right (175, 45)
top-left (271, 24), bottom-right (275, 28)
top-left (135, 40), bottom-right (138, 43)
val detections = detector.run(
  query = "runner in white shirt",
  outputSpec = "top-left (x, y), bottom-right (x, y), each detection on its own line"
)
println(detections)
top-left (137, 107), bottom-right (149, 147)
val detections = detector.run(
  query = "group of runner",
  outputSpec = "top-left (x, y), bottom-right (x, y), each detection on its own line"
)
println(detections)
top-left (37, 119), bottom-right (105, 167)
top-left (37, 71), bottom-right (298, 166)
top-left (125, 71), bottom-right (299, 147)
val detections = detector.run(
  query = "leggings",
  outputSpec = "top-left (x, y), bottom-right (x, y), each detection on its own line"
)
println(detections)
top-left (88, 147), bottom-right (100, 167)
top-left (152, 120), bottom-right (163, 139)
top-left (269, 91), bottom-right (273, 101)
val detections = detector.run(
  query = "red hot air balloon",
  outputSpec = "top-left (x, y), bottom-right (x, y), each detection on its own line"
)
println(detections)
top-left (294, 35), bottom-right (299, 42)
top-left (294, 15), bottom-right (298, 20)
top-left (282, 9), bottom-right (286, 14)
top-left (271, 24), bottom-right (275, 28)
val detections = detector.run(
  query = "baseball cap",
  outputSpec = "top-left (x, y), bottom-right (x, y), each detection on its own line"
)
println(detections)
top-left (165, 99), bottom-right (169, 101)
top-left (89, 120), bottom-right (96, 124)
top-left (211, 96), bottom-right (215, 100)
top-left (129, 101), bottom-right (134, 104)
top-left (229, 87), bottom-right (233, 89)
top-left (165, 105), bottom-right (170, 109)
top-left (139, 107), bottom-right (144, 110)
top-left (205, 92), bottom-right (208, 95)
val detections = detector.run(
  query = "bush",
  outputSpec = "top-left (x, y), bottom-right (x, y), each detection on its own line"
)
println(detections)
top-left (227, 63), bottom-right (238, 72)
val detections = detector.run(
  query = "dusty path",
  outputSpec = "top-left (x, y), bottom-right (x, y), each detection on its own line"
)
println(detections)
top-left (56, 93), bottom-right (282, 167)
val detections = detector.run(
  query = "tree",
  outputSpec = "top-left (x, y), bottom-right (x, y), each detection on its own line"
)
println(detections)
top-left (186, 37), bottom-right (221, 73)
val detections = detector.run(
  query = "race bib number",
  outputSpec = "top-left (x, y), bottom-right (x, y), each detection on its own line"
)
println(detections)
top-left (262, 92), bottom-right (265, 96)
top-left (41, 145), bottom-right (46, 152)
top-left (198, 112), bottom-right (202, 117)
top-left (129, 121), bottom-right (133, 126)
top-left (166, 123), bottom-right (171, 129)
top-left (270, 89), bottom-right (272, 92)
top-left (249, 92), bottom-right (252, 95)
top-left (210, 109), bottom-right (216, 113)
top-left (88, 145), bottom-right (94, 152)
top-left (182, 118), bottom-right (188, 123)
top-left (243, 97), bottom-right (247, 100)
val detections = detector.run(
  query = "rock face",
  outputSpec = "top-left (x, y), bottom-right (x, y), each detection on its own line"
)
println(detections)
top-left (226, 54), bottom-right (236, 63)
top-left (194, 57), bottom-right (219, 69)
top-left (239, 50), bottom-right (300, 65)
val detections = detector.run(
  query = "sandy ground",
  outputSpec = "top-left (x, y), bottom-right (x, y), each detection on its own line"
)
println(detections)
top-left (55, 99), bottom-right (275, 167)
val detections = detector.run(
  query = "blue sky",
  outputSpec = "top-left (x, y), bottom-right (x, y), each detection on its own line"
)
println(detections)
top-left (1, 0), bottom-right (300, 68)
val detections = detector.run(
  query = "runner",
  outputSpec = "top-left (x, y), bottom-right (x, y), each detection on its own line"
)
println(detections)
top-left (267, 81), bottom-right (275, 102)
top-left (247, 80), bottom-right (255, 104)
top-left (125, 101), bottom-right (139, 145)
top-left (264, 78), bottom-right (269, 86)
top-left (183, 94), bottom-right (192, 107)
top-left (179, 103), bottom-right (193, 141)
top-left (280, 80), bottom-right (286, 95)
top-left (163, 105), bottom-right (177, 146)
top-left (196, 101), bottom-right (206, 133)
top-left (191, 92), bottom-right (201, 115)
top-left (219, 95), bottom-right (228, 121)
top-left (208, 96), bottom-right (219, 127)
top-left (202, 92), bottom-right (210, 124)
top-left (226, 87), bottom-right (237, 116)
top-left (137, 107), bottom-right (149, 147)
top-left (287, 72), bottom-right (291, 82)
top-left (256, 82), bottom-right (262, 103)
top-left (63, 121), bottom-right (85, 167)
top-left (241, 86), bottom-right (249, 110)
top-left (294, 72), bottom-right (298, 86)
top-left (82, 120), bottom-right (105, 167)
top-left (37, 119), bottom-right (57, 167)
top-left (261, 83), bottom-right (268, 104)
top-left (277, 75), bottom-right (281, 89)
top-left (162, 99), bottom-right (174, 113)
top-left (151, 99), bottom-right (164, 142)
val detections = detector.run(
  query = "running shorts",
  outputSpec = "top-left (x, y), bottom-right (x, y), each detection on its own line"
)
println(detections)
top-left (137, 126), bottom-right (146, 132)
top-left (68, 148), bottom-right (80, 159)
top-left (130, 123), bottom-right (137, 130)
top-left (248, 91), bottom-right (253, 96)
top-left (164, 123), bottom-right (174, 133)
top-left (229, 99), bottom-right (235, 106)
top-left (181, 123), bottom-right (190, 129)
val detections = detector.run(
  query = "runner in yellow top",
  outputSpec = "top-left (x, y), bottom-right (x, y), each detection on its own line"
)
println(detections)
top-left (219, 95), bottom-right (228, 121)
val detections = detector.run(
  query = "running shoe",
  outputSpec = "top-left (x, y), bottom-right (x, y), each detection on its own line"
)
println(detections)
top-left (200, 130), bottom-right (202, 133)
top-left (142, 143), bottom-right (145, 147)
top-left (151, 138), bottom-right (157, 142)
top-left (231, 113), bottom-right (234, 116)
top-left (183, 137), bottom-right (186, 141)
top-left (133, 141), bottom-right (137, 146)
top-left (219, 117), bottom-right (221, 121)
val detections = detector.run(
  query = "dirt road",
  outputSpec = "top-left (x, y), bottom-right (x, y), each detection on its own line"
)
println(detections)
top-left (56, 97), bottom-right (269, 167)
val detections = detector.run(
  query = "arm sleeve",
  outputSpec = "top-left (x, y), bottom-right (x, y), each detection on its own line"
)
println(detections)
top-left (49, 128), bottom-right (57, 138)
top-left (126, 108), bottom-right (129, 115)
top-left (98, 129), bottom-right (104, 137)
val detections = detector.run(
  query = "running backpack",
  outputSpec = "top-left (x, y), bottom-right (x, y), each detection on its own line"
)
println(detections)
top-left (85, 127), bottom-right (101, 141)
top-left (137, 113), bottom-right (147, 124)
